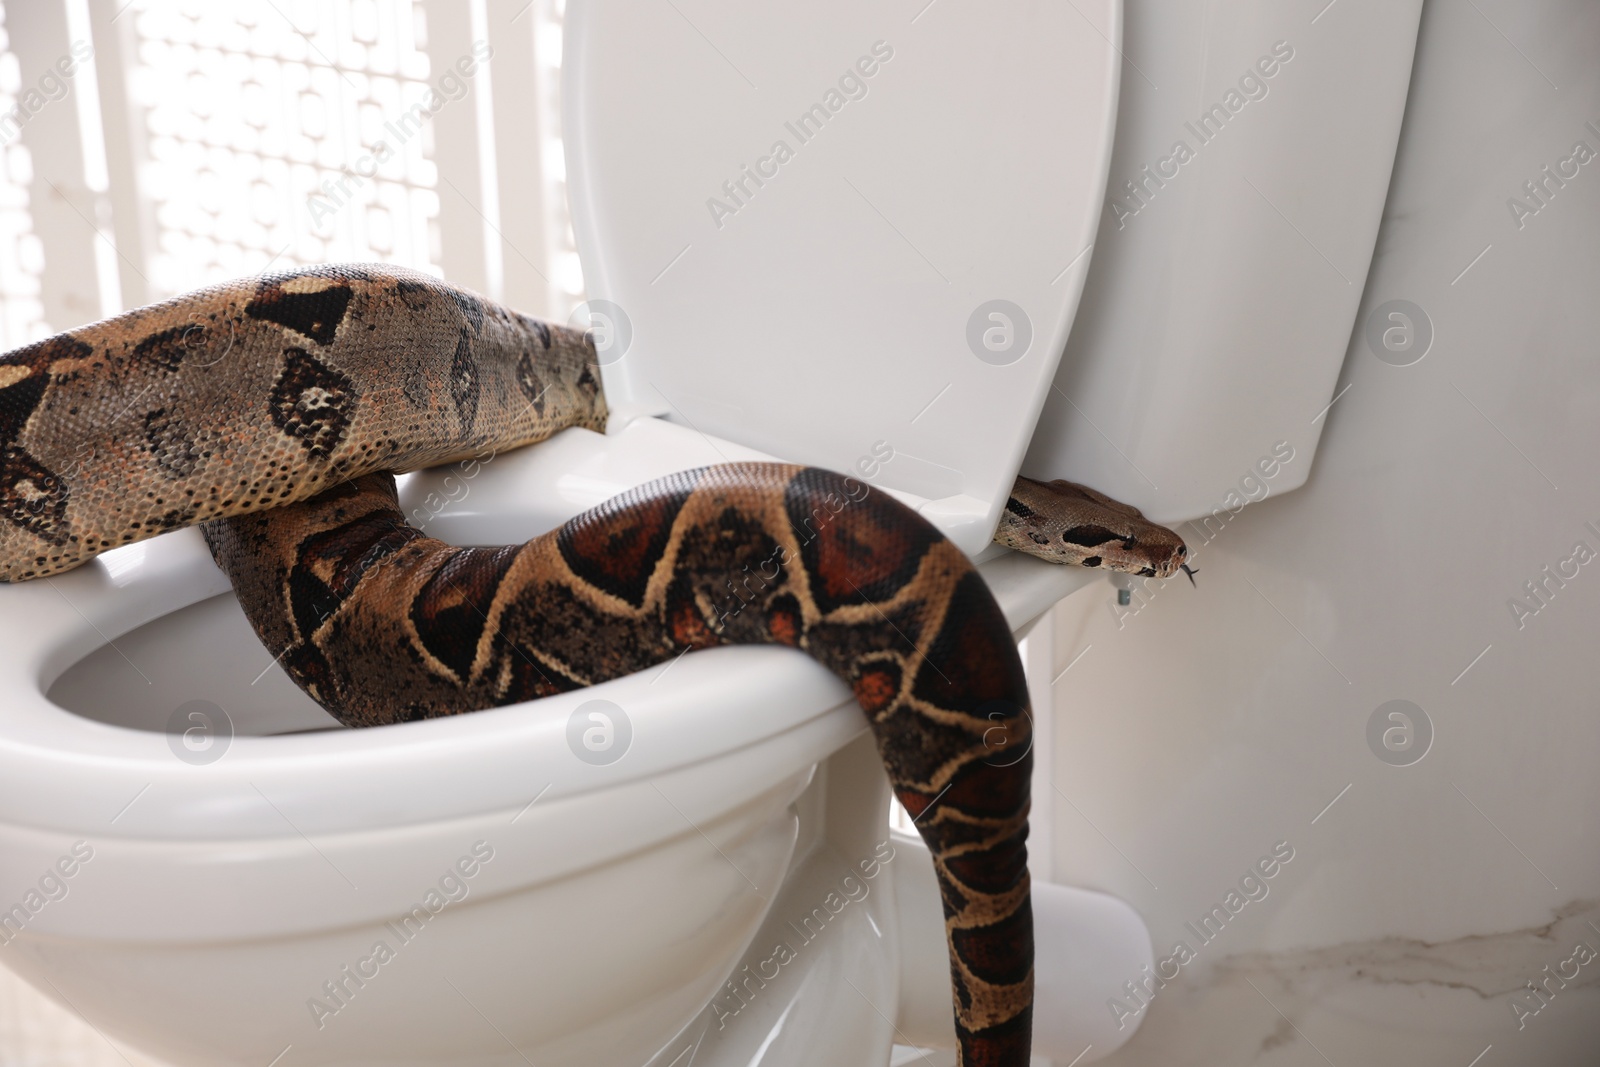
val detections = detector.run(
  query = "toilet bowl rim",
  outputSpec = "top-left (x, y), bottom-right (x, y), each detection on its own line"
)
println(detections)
top-left (0, 413), bottom-right (1086, 844)
top-left (0, 531), bottom-right (865, 841)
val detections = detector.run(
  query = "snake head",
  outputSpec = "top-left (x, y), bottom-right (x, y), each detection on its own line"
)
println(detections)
top-left (997, 476), bottom-right (1189, 578)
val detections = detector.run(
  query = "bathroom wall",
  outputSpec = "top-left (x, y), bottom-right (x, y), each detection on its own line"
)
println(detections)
top-left (1043, 0), bottom-right (1600, 1063)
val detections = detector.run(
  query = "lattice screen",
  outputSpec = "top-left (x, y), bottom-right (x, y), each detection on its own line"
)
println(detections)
top-left (0, 0), bottom-right (578, 332)
top-left (125, 0), bottom-right (443, 294)
top-left (0, 0), bottom-right (51, 349)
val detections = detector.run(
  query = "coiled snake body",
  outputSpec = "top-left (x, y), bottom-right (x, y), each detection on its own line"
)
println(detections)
top-left (0, 266), bottom-right (1187, 1065)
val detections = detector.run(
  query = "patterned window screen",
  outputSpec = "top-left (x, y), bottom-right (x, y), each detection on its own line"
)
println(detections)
top-left (124, 0), bottom-right (443, 295)
top-left (0, 0), bottom-right (51, 348)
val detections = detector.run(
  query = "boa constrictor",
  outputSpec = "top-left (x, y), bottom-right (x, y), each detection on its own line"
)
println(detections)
top-left (0, 265), bottom-right (1187, 1065)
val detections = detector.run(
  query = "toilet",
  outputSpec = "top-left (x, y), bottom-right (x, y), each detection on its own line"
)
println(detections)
top-left (0, 1), bottom-right (1421, 1064)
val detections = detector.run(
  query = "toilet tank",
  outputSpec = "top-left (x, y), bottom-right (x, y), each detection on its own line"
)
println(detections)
top-left (1022, 0), bottom-right (1426, 524)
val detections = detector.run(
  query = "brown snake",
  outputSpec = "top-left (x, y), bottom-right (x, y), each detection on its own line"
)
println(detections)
top-left (0, 265), bottom-right (1187, 1065)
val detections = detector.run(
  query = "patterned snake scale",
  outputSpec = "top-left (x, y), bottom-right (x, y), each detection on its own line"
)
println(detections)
top-left (0, 265), bottom-right (1188, 1066)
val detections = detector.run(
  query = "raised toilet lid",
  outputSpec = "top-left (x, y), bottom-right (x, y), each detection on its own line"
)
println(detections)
top-left (564, 0), bottom-right (1122, 557)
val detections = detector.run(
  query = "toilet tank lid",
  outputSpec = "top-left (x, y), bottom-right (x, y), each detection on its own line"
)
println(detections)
top-left (563, 0), bottom-right (1122, 556)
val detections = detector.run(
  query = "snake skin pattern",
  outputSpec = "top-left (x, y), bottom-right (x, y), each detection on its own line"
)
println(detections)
top-left (997, 475), bottom-right (1188, 576)
top-left (0, 265), bottom-right (603, 581)
top-left (0, 264), bottom-right (1190, 1065)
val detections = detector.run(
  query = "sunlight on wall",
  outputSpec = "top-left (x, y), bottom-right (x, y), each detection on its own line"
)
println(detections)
top-left (543, 0), bottom-right (583, 307)
top-left (0, 0), bottom-right (51, 347)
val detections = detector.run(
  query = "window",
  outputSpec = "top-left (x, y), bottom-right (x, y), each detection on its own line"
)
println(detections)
top-left (0, 0), bottom-right (581, 336)
top-left (127, 0), bottom-right (445, 290)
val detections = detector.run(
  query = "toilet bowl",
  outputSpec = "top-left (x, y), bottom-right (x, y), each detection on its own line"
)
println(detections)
top-left (0, 414), bottom-right (1107, 1067)
top-left (0, 0), bottom-right (1424, 1062)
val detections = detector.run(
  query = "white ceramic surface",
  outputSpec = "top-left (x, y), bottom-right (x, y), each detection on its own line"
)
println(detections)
top-left (563, 0), bottom-right (1121, 557)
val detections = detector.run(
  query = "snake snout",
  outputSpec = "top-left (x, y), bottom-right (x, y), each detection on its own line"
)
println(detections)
top-left (1152, 543), bottom-right (1188, 579)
